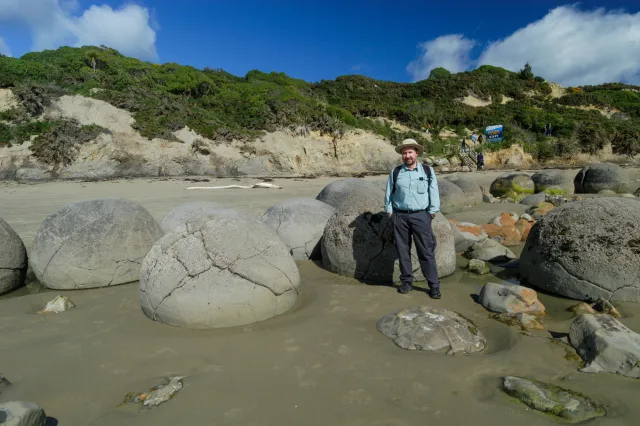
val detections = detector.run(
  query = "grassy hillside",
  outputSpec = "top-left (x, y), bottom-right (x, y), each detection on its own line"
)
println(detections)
top-left (1, 46), bottom-right (639, 166)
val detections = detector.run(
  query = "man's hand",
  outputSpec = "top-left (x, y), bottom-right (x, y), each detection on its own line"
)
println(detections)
top-left (430, 214), bottom-right (436, 219)
top-left (388, 212), bottom-right (392, 217)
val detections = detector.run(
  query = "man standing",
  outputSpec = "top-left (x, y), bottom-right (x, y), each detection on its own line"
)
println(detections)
top-left (384, 139), bottom-right (441, 299)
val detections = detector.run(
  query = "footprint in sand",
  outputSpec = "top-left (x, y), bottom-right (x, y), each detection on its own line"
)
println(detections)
top-left (342, 389), bottom-right (372, 405)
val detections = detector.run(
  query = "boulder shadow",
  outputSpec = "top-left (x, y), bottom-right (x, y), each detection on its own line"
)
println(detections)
top-left (46, 417), bottom-right (59, 426)
top-left (350, 211), bottom-right (398, 288)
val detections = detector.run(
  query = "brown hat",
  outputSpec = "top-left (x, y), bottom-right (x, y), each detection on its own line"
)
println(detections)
top-left (395, 138), bottom-right (423, 155)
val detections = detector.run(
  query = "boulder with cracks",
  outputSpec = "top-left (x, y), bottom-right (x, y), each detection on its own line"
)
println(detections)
top-left (259, 197), bottom-right (335, 260)
top-left (31, 198), bottom-right (164, 290)
top-left (139, 215), bottom-right (300, 329)
top-left (520, 198), bottom-right (640, 302)
top-left (0, 217), bottom-right (27, 295)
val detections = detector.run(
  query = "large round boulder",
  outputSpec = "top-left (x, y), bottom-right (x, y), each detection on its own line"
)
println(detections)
top-left (160, 201), bottom-right (244, 233)
top-left (321, 192), bottom-right (456, 284)
top-left (316, 178), bottom-right (384, 209)
top-left (139, 216), bottom-right (300, 328)
top-left (490, 173), bottom-right (534, 198)
top-left (531, 169), bottom-right (574, 195)
top-left (574, 163), bottom-right (629, 194)
top-left (520, 198), bottom-right (640, 302)
top-left (31, 198), bottom-right (164, 290)
top-left (445, 175), bottom-right (483, 207)
top-left (0, 218), bottom-right (27, 295)
top-left (438, 178), bottom-right (467, 214)
top-left (259, 198), bottom-right (335, 260)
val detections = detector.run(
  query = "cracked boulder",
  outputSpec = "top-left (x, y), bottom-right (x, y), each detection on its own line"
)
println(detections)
top-left (139, 215), bottom-right (300, 329)
top-left (160, 201), bottom-right (247, 233)
top-left (321, 199), bottom-right (456, 284)
top-left (519, 198), bottom-right (640, 302)
top-left (569, 313), bottom-right (640, 378)
top-left (31, 198), bottom-right (164, 290)
top-left (315, 178), bottom-right (384, 209)
top-left (444, 175), bottom-right (483, 207)
top-left (0, 217), bottom-right (27, 295)
top-left (259, 197), bottom-right (335, 260)
top-left (376, 305), bottom-right (486, 354)
top-left (574, 162), bottom-right (629, 194)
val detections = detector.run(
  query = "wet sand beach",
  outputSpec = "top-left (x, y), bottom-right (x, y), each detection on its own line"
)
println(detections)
top-left (1, 170), bottom-right (639, 426)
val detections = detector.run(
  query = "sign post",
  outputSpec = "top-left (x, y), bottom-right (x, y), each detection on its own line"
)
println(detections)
top-left (485, 124), bottom-right (504, 143)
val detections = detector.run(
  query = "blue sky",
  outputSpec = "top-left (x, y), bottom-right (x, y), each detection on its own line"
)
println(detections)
top-left (1, 0), bottom-right (639, 85)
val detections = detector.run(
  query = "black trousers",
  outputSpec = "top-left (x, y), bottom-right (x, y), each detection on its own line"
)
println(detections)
top-left (393, 211), bottom-right (440, 288)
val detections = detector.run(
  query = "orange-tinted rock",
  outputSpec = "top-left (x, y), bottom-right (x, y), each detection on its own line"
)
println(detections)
top-left (479, 282), bottom-right (546, 315)
top-left (481, 224), bottom-right (502, 238)
top-left (500, 225), bottom-right (522, 247)
top-left (499, 212), bottom-right (517, 227)
top-left (515, 219), bottom-right (533, 241)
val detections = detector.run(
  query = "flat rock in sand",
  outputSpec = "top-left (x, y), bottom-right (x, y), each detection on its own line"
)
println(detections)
top-left (502, 376), bottom-right (605, 423)
top-left (463, 239), bottom-right (516, 263)
top-left (479, 282), bottom-right (545, 314)
top-left (377, 306), bottom-right (486, 354)
top-left (569, 313), bottom-right (640, 379)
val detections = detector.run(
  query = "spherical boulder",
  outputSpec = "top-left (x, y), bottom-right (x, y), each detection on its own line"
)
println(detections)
top-left (445, 175), bottom-right (483, 207)
top-left (160, 201), bottom-right (243, 233)
top-left (259, 198), bottom-right (335, 260)
top-left (0, 218), bottom-right (27, 295)
top-left (140, 216), bottom-right (300, 328)
top-left (574, 163), bottom-right (629, 194)
top-left (531, 169), bottom-right (574, 195)
top-left (490, 173), bottom-right (534, 199)
top-left (316, 178), bottom-right (384, 210)
top-left (321, 191), bottom-right (456, 284)
top-left (31, 198), bottom-right (164, 290)
top-left (520, 198), bottom-right (640, 302)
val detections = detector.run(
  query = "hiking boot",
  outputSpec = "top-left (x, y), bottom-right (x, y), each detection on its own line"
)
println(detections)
top-left (428, 287), bottom-right (441, 299)
top-left (397, 283), bottom-right (413, 294)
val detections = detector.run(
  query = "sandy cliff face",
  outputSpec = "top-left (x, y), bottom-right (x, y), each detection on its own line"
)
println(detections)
top-left (0, 94), bottom-right (399, 181)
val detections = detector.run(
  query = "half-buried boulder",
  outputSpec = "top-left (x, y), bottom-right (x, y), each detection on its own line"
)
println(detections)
top-left (445, 175), bottom-right (483, 207)
top-left (438, 178), bottom-right (467, 214)
top-left (321, 194), bottom-right (456, 284)
top-left (140, 216), bottom-right (300, 328)
top-left (574, 162), bottom-right (629, 194)
top-left (520, 198), bottom-right (640, 302)
top-left (0, 218), bottom-right (27, 295)
top-left (160, 201), bottom-right (246, 233)
top-left (31, 198), bottom-right (164, 290)
top-left (376, 306), bottom-right (486, 354)
top-left (531, 169), bottom-right (574, 195)
top-left (490, 173), bottom-right (534, 200)
top-left (316, 178), bottom-right (384, 209)
top-left (260, 198), bottom-right (335, 260)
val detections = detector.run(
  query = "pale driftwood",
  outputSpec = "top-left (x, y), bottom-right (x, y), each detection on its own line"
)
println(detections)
top-left (186, 183), bottom-right (282, 190)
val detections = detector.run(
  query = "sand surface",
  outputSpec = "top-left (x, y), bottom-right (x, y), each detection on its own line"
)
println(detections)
top-left (1, 170), bottom-right (639, 425)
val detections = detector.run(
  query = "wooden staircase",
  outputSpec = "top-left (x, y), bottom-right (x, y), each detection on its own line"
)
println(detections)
top-left (457, 146), bottom-right (478, 169)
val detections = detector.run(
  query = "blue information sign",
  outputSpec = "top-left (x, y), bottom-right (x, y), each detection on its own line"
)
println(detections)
top-left (485, 124), bottom-right (504, 142)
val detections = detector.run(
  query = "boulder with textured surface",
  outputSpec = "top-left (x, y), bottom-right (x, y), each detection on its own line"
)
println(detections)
top-left (531, 169), bottom-right (575, 195)
top-left (569, 313), bottom-right (640, 378)
top-left (31, 198), bottom-right (163, 290)
top-left (376, 305), bottom-right (486, 354)
top-left (140, 216), bottom-right (300, 329)
top-left (160, 201), bottom-right (244, 233)
top-left (479, 282), bottom-right (545, 314)
top-left (0, 218), bottom-right (27, 295)
top-left (449, 220), bottom-right (487, 252)
top-left (0, 401), bottom-right (47, 426)
top-left (519, 192), bottom-right (546, 206)
top-left (467, 259), bottom-right (490, 275)
top-left (321, 200), bottom-right (456, 283)
top-left (316, 178), bottom-right (384, 209)
top-left (574, 162), bottom-right (629, 194)
top-left (520, 198), bottom-right (640, 302)
top-left (259, 197), bottom-right (335, 260)
top-left (502, 376), bottom-right (605, 423)
top-left (445, 175), bottom-right (483, 206)
top-left (490, 173), bottom-right (535, 198)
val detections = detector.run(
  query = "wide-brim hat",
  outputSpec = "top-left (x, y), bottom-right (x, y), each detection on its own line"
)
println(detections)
top-left (395, 138), bottom-right (423, 155)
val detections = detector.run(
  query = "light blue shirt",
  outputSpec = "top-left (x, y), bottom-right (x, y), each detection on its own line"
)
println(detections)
top-left (384, 163), bottom-right (440, 214)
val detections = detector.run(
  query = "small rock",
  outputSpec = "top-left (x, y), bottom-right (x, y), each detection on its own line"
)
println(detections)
top-left (568, 303), bottom-right (595, 316)
top-left (144, 376), bottom-right (185, 408)
top-left (514, 219), bottom-right (533, 241)
top-left (467, 259), bottom-right (490, 275)
top-left (376, 306), bottom-right (486, 354)
top-left (592, 298), bottom-right (621, 318)
top-left (502, 376), bottom-right (605, 423)
top-left (490, 212), bottom-right (517, 227)
top-left (519, 192), bottom-right (547, 206)
top-left (520, 213), bottom-right (534, 222)
top-left (621, 193), bottom-right (636, 198)
top-left (39, 295), bottom-right (76, 314)
top-left (569, 314), bottom-right (640, 378)
top-left (479, 282), bottom-right (545, 314)
top-left (598, 189), bottom-right (616, 195)
top-left (464, 239), bottom-right (516, 263)
top-left (0, 401), bottom-right (47, 426)
top-left (491, 312), bottom-right (544, 330)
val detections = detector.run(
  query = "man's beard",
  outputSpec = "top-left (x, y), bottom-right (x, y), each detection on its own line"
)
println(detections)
top-left (404, 158), bottom-right (415, 166)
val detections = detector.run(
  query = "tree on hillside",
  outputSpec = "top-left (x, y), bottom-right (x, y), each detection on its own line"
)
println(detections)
top-left (428, 67), bottom-right (451, 80)
top-left (519, 63), bottom-right (534, 80)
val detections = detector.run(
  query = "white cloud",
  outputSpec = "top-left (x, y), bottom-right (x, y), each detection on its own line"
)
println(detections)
top-left (0, 0), bottom-right (158, 61)
top-left (408, 5), bottom-right (640, 86)
top-left (407, 35), bottom-right (476, 81)
top-left (0, 38), bottom-right (11, 56)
